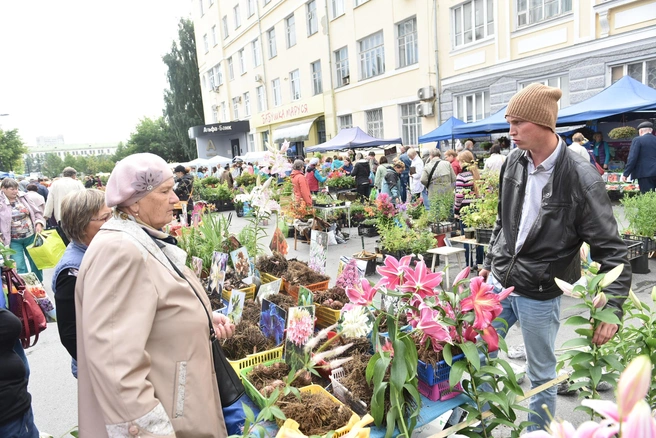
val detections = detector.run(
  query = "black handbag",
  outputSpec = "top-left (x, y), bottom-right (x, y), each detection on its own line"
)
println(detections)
top-left (157, 241), bottom-right (245, 407)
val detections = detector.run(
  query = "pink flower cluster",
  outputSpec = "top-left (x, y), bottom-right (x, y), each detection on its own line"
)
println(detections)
top-left (286, 308), bottom-right (314, 347)
top-left (375, 193), bottom-right (397, 218)
top-left (336, 259), bottom-right (361, 290)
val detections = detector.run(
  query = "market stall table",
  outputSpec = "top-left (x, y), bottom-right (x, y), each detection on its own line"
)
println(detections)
top-left (448, 236), bottom-right (489, 270)
top-left (313, 203), bottom-right (352, 229)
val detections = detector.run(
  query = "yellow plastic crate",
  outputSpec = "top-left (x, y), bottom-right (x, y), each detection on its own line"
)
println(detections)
top-left (222, 283), bottom-right (256, 301)
top-left (315, 304), bottom-right (342, 328)
top-left (228, 346), bottom-right (283, 380)
top-left (260, 273), bottom-right (283, 291)
top-left (275, 385), bottom-right (373, 438)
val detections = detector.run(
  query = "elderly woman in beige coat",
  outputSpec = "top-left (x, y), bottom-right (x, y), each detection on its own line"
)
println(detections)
top-left (75, 153), bottom-right (235, 438)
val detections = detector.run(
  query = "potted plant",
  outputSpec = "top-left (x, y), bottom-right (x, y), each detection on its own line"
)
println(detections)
top-left (620, 191), bottom-right (656, 273)
top-left (459, 172), bottom-right (499, 244)
top-left (608, 126), bottom-right (638, 140)
top-left (428, 191), bottom-right (456, 246)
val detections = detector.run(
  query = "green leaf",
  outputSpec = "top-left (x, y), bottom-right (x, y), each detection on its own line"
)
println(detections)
top-left (269, 406), bottom-right (287, 421)
top-left (449, 360), bottom-right (467, 389)
top-left (479, 391), bottom-right (509, 414)
top-left (574, 328), bottom-right (594, 337)
top-left (601, 355), bottom-right (624, 372)
top-left (569, 351), bottom-right (594, 366)
top-left (590, 366), bottom-right (602, 387)
top-left (460, 341), bottom-right (481, 371)
top-left (481, 365), bottom-right (505, 376)
top-left (242, 403), bottom-right (256, 424)
top-left (592, 309), bottom-right (621, 325)
top-left (571, 369), bottom-right (592, 380)
top-left (366, 352), bottom-right (381, 384)
top-left (390, 339), bottom-right (408, 393)
top-left (385, 409), bottom-right (398, 438)
top-left (443, 343), bottom-right (453, 365)
top-left (564, 315), bottom-right (591, 326)
top-left (561, 338), bottom-right (591, 348)
top-left (371, 381), bottom-right (388, 425)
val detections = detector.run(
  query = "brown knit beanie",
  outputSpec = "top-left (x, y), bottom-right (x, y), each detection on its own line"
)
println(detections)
top-left (505, 83), bottom-right (562, 132)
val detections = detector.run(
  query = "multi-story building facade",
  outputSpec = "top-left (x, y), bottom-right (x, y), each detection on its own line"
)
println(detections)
top-left (436, 0), bottom-right (656, 125)
top-left (26, 143), bottom-right (119, 159)
top-left (193, 0), bottom-right (439, 157)
top-left (192, 0), bottom-right (656, 158)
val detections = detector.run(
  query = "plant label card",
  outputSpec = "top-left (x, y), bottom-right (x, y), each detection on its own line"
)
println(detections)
top-left (260, 299), bottom-right (287, 346)
top-left (227, 290), bottom-right (246, 324)
top-left (209, 252), bottom-right (229, 295)
top-left (297, 286), bottom-right (314, 307)
top-left (309, 230), bottom-right (328, 274)
top-left (191, 256), bottom-right (203, 278)
top-left (230, 247), bottom-right (252, 280)
top-left (284, 305), bottom-right (316, 369)
top-left (257, 278), bottom-right (282, 303)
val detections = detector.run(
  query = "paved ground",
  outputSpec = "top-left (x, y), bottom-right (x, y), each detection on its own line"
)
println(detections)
top-left (27, 206), bottom-right (656, 437)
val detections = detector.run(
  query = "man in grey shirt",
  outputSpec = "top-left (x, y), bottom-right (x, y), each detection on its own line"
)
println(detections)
top-left (480, 84), bottom-right (631, 431)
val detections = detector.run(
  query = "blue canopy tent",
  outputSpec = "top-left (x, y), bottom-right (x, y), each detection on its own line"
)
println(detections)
top-left (452, 106), bottom-right (510, 136)
top-left (305, 127), bottom-right (401, 153)
top-left (418, 116), bottom-right (473, 143)
top-left (557, 76), bottom-right (656, 125)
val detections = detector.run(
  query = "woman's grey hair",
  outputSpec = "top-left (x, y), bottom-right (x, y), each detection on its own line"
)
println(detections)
top-left (293, 160), bottom-right (305, 170)
top-left (60, 189), bottom-right (107, 243)
top-left (0, 178), bottom-right (19, 189)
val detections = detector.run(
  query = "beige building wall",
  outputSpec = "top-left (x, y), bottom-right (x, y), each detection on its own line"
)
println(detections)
top-left (193, 0), bottom-right (442, 155)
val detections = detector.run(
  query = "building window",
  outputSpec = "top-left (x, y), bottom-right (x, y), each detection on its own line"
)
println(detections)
top-left (290, 69), bottom-right (301, 100)
top-left (244, 92), bottom-right (251, 117)
top-left (335, 46), bottom-right (349, 87)
top-left (397, 17), bottom-right (418, 67)
top-left (211, 25), bottom-right (217, 46)
top-left (257, 85), bottom-right (267, 112)
top-left (199, 0), bottom-right (204, 16)
top-left (212, 106), bottom-right (219, 123)
top-left (338, 114), bottom-right (352, 130)
top-left (317, 119), bottom-right (326, 143)
top-left (233, 97), bottom-right (240, 119)
top-left (252, 39), bottom-right (262, 67)
top-left (221, 102), bottom-right (227, 121)
top-left (359, 31), bottom-right (385, 80)
top-left (222, 16), bottom-right (229, 39)
top-left (355, 0), bottom-right (369, 6)
top-left (400, 103), bottom-right (422, 146)
top-left (311, 60), bottom-right (322, 95)
top-left (238, 48), bottom-right (246, 74)
top-left (262, 130), bottom-right (270, 148)
top-left (519, 76), bottom-right (570, 107)
top-left (234, 5), bottom-right (241, 28)
top-left (517, 0), bottom-right (571, 27)
top-left (263, 0), bottom-right (271, 5)
top-left (216, 62), bottom-right (223, 85)
top-left (453, 0), bottom-right (494, 47)
top-left (331, 0), bottom-right (344, 18)
top-left (208, 69), bottom-right (215, 89)
top-left (454, 90), bottom-right (491, 122)
top-left (272, 78), bottom-right (282, 106)
top-left (286, 14), bottom-right (296, 48)
top-left (267, 28), bottom-right (277, 58)
top-left (366, 109), bottom-right (383, 138)
top-left (247, 0), bottom-right (255, 17)
top-left (307, 1), bottom-right (318, 36)
top-left (611, 58), bottom-right (656, 89)
top-left (248, 133), bottom-right (255, 152)
top-left (203, 34), bottom-right (209, 53)
top-left (228, 56), bottom-right (234, 80)
top-left (209, 0), bottom-right (214, 6)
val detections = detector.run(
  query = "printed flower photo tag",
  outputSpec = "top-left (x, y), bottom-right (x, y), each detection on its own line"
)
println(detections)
top-left (284, 305), bottom-right (316, 369)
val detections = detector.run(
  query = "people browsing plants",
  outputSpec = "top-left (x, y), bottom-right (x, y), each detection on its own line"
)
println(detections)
top-left (381, 161), bottom-right (405, 204)
top-left (291, 160), bottom-right (312, 205)
top-left (622, 121), bottom-right (656, 193)
top-left (480, 83), bottom-right (632, 432)
top-left (588, 131), bottom-right (611, 170)
top-left (350, 153), bottom-right (372, 200)
top-left (305, 157), bottom-right (326, 194)
top-left (454, 150), bottom-right (484, 268)
top-left (421, 148), bottom-right (456, 205)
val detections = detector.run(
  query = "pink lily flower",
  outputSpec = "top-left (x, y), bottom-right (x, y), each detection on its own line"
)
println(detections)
top-left (622, 400), bottom-right (656, 437)
top-left (399, 260), bottom-right (443, 298)
top-left (415, 305), bottom-right (451, 350)
top-left (345, 279), bottom-right (377, 306)
top-left (452, 266), bottom-right (471, 289)
top-left (617, 354), bottom-right (651, 419)
top-left (479, 325), bottom-right (500, 352)
top-left (376, 255), bottom-right (413, 290)
top-left (592, 292), bottom-right (607, 309)
top-left (460, 277), bottom-right (513, 330)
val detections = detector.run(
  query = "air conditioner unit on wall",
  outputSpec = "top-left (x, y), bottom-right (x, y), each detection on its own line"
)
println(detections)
top-left (254, 74), bottom-right (262, 82)
top-left (417, 86), bottom-right (435, 101)
top-left (342, 75), bottom-right (350, 86)
top-left (416, 102), bottom-right (434, 117)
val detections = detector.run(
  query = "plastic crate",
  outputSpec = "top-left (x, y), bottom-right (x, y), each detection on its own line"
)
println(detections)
top-left (417, 353), bottom-right (465, 386)
top-left (228, 346), bottom-right (283, 380)
top-left (285, 279), bottom-right (330, 300)
top-left (623, 239), bottom-right (643, 261)
top-left (222, 283), bottom-right (256, 302)
top-left (418, 378), bottom-right (463, 402)
top-left (622, 234), bottom-right (656, 254)
top-left (260, 273), bottom-right (283, 291)
top-left (315, 304), bottom-right (343, 328)
top-left (330, 367), bottom-right (369, 416)
top-left (241, 359), bottom-right (285, 408)
top-left (475, 228), bottom-right (494, 244)
top-left (276, 385), bottom-right (371, 438)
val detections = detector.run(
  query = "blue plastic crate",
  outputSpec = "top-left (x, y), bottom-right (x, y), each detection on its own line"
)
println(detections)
top-left (417, 353), bottom-right (465, 386)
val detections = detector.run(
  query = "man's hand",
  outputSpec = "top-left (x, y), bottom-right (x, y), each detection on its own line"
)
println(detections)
top-left (212, 313), bottom-right (235, 340)
top-left (479, 269), bottom-right (490, 281)
top-left (35, 223), bottom-right (43, 234)
top-left (592, 322), bottom-right (618, 346)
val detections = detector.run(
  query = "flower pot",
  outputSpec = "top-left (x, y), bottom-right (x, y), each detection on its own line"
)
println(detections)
top-left (475, 227), bottom-right (494, 244)
top-left (434, 233), bottom-right (446, 247)
top-left (630, 252), bottom-right (650, 275)
top-left (235, 204), bottom-right (244, 217)
top-left (464, 228), bottom-right (476, 239)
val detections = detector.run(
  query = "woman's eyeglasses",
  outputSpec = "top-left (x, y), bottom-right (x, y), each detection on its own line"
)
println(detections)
top-left (91, 212), bottom-right (112, 222)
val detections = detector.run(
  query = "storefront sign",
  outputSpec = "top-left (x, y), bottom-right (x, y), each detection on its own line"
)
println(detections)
top-left (253, 95), bottom-right (324, 129)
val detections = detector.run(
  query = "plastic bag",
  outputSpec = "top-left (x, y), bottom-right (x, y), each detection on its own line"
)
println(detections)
top-left (26, 230), bottom-right (66, 270)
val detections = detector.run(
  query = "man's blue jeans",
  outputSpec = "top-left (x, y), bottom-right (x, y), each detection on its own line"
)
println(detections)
top-left (489, 277), bottom-right (561, 432)
top-left (0, 407), bottom-right (39, 438)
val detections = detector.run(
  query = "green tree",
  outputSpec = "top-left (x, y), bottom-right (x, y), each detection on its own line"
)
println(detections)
top-left (125, 117), bottom-right (175, 159)
top-left (0, 129), bottom-right (28, 171)
top-left (162, 18), bottom-right (204, 162)
top-left (42, 153), bottom-right (64, 178)
top-left (112, 141), bottom-right (132, 162)
top-left (62, 153), bottom-right (79, 170)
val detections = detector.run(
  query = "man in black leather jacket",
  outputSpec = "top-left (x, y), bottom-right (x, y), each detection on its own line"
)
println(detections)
top-left (479, 83), bottom-right (631, 432)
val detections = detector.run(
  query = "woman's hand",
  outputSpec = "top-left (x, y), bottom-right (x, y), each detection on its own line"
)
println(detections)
top-left (212, 313), bottom-right (235, 340)
top-left (35, 223), bottom-right (43, 234)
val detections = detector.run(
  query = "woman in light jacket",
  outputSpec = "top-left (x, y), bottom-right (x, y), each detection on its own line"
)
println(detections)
top-left (0, 178), bottom-right (46, 281)
top-left (75, 153), bottom-right (234, 438)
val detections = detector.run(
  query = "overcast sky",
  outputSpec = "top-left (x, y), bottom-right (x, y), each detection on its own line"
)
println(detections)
top-left (0, 0), bottom-right (191, 146)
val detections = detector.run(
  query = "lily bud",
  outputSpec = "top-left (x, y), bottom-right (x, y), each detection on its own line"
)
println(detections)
top-left (628, 289), bottom-right (643, 311)
top-left (651, 286), bottom-right (656, 304)
top-left (599, 264), bottom-right (624, 288)
top-left (555, 277), bottom-right (582, 298)
top-left (592, 292), bottom-right (607, 309)
top-left (617, 355), bottom-right (652, 419)
top-left (622, 399), bottom-right (656, 437)
top-left (579, 244), bottom-right (589, 262)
